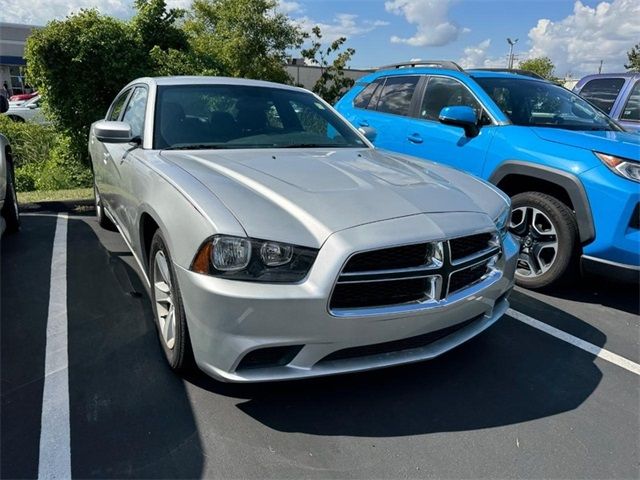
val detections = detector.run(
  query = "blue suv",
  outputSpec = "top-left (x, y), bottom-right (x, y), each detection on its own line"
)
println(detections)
top-left (335, 61), bottom-right (640, 288)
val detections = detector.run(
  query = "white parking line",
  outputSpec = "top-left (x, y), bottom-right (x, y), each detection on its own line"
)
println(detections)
top-left (508, 308), bottom-right (640, 376)
top-left (38, 213), bottom-right (71, 479)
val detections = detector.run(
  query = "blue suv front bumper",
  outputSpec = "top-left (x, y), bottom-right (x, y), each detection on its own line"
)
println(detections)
top-left (579, 164), bottom-right (640, 281)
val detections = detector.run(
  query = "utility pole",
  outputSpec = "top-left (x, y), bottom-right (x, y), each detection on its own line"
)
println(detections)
top-left (507, 38), bottom-right (519, 69)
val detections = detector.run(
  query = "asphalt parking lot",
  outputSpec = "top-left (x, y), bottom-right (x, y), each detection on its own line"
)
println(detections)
top-left (2, 204), bottom-right (639, 479)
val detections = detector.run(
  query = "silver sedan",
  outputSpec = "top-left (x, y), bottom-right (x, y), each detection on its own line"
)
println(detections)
top-left (89, 76), bottom-right (517, 382)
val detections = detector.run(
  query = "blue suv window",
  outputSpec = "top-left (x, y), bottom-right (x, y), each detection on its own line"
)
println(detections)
top-left (579, 77), bottom-right (625, 114)
top-left (420, 76), bottom-right (481, 121)
top-left (353, 80), bottom-right (383, 109)
top-left (375, 76), bottom-right (420, 116)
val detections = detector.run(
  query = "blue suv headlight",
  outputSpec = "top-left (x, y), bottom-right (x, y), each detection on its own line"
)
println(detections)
top-left (595, 152), bottom-right (640, 183)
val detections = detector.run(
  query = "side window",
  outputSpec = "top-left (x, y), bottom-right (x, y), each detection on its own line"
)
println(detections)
top-left (375, 76), bottom-right (419, 116)
top-left (107, 90), bottom-right (130, 121)
top-left (620, 81), bottom-right (639, 122)
top-left (121, 87), bottom-right (148, 139)
top-left (579, 78), bottom-right (625, 114)
top-left (353, 80), bottom-right (382, 109)
top-left (420, 77), bottom-right (481, 121)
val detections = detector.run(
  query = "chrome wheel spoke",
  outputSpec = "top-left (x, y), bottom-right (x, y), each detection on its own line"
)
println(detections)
top-left (514, 206), bottom-right (558, 279)
top-left (153, 250), bottom-right (176, 350)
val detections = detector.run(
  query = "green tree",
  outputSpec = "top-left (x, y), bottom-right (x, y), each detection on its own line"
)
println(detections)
top-left (132, 0), bottom-right (189, 54)
top-left (518, 56), bottom-right (557, 80)
top-left (25, 1), bottom-right (187, 163)
top-left (301, 26), bottom-right (356, 104)
top-left (625, 43), bottom-right (640, 71)
top-left (182, 0), bottom-right (304, 83)
top-left (25, 10), bottom-right (147, 162)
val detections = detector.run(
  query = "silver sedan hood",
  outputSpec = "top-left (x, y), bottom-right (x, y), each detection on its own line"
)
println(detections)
top-left (160, 148), bottom-right (506, 247)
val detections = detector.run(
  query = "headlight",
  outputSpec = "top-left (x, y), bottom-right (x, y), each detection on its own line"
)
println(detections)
top-left (494, 203), bottom-right (511, 239)
top-left (595, 152), bottom-right (640, 182)
top-left (191, 235), bottom-right (318, 283)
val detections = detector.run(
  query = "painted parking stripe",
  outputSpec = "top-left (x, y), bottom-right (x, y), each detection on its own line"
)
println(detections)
top-left (508, 308), bottom-right (640, 376)
top-left (38, 213), bottom-right (71, 479)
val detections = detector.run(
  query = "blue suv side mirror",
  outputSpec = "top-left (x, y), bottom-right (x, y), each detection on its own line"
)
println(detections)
top-left (439, 106), bottom-right (479, 138)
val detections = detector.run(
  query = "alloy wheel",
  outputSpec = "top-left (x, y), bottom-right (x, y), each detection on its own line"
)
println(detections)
top-left (510, 206), bottom-right (559, 278)
top-left (153, 250), bottom-right (176, 349)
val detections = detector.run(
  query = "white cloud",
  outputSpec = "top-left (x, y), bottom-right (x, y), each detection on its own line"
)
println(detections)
top-left (525, 0), bottom-right (640, 76)
top-left (458, 39), bottom-right (506, 69)
top-left (384, 0), bottom-right (466, 47)
top-left (0, 0), bottom-right (131, 25)
top-left (276, 0), bottom-right (302, 14)
top-left (295, 13), bottom-right (388, 43)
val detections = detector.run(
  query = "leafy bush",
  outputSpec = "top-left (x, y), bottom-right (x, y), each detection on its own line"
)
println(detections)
top-left (0, 116), bottom-right (92, 192)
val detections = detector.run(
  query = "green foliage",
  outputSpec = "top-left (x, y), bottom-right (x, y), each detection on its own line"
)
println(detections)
top-left (182, 0), bottom-right (304, 83)
top-left (625, 43), bottom-right (640, 71)
top-left (301, 26), bottom-right (356, 104)
top-left (25, 10), bottom-right (147, 163)
top-left (24, 2), bottom-right (188, 164)
top-left (132, 0), bottom-right (188, 54)
top-left (518, 56), bottom-right (557, 81)
top-left (0, 116), bottom-right (91, 192)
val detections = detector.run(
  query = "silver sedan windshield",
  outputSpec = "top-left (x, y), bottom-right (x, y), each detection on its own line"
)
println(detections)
top-left (154, 84), bottom-right (366, 150)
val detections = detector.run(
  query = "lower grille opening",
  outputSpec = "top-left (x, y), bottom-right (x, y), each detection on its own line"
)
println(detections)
top-left (330, 278), bottom-right (431, 310)
top-left (319, 315), bottom-right (482, 363)
top-left (236, 345), bottom-right (304, 371)
top-left (449, 262), bottom-right (490, 295)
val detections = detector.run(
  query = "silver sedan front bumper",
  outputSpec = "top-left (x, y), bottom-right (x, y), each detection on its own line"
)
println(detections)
top-left (174, 213), bottom-right (519, 382)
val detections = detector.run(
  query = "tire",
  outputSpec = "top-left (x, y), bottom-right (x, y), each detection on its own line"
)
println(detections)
top-left (509, 191), bottom-right (578, 290)
top-left (94, 182), bottom-right (115, 230)
top-left (148, 229), bottom-right (194, 372)
top-left (2, 159), bottom-right (20, 234)
top-left (7, 115), bottom-right (24, 123)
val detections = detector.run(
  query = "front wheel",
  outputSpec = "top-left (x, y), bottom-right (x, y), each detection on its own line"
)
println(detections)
top-left (94, 182), bottom-right (115, 230)
top-left (2, 159), bottom-right (20, 234)
top-left (509, 191), bottom-right (578, 289)
top-left (149, 230), bottom-right (194, 372)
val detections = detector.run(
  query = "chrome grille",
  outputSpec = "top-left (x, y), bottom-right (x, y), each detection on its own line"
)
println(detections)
top-left (330, 233), bottom-right (501, 313)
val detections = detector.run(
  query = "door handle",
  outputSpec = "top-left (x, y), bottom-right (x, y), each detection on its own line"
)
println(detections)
top-left (408, 133), bottom-right (423, 144)
top-left (358, 120), bottom-right (370, 127)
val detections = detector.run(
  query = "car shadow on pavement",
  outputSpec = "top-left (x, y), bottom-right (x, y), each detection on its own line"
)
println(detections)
top-left (66, 217), bottom-right (204, 478)
top-left (2, 214), bottom-right (205, 479)
top-left (187, 295), bottom-right (605, 438)
top-left (531, 278), bottom-right (639, 316)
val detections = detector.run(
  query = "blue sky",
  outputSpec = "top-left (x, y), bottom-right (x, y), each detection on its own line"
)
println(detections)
top-left (2, 0), bottom-right (639, 77)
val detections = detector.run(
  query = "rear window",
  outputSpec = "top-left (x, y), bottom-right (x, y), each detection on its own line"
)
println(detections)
top-left (579, 78), bottom-right (625, 114)
top-left (620, 81), bottom-right (639, 122)
top-left (353, 81), bottom-right (381, 109)
top-left (375, 76), bottom-right (419, 116)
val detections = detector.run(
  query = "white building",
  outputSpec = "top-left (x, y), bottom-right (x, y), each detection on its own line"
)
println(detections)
top-left (0, 22), bottom-right (38, 95)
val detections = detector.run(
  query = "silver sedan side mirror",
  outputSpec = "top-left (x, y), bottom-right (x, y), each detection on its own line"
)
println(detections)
top-left (94, 120), bottom-right (135, 144)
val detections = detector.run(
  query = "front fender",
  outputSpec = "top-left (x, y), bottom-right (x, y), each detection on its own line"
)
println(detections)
top-left (489, 161), bottom-right (595, 243)
top-left (133, 152), bottom-right (247, 270)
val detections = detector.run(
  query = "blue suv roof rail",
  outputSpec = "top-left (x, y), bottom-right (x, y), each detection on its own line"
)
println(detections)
top-left (471, 68), bottom-right (544, 80)
top-left (377, 60), bottom-right (464, 72)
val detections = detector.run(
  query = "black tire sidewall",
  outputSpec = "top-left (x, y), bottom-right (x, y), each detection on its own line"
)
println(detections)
top-left (3, 160), bottom-right (20, 233)
top-left (148, 230), bottom-right (192, 371)
top-left (94, 181), bottom-right (115, 230)
top-left (511, 192), bottom-right (578, 289)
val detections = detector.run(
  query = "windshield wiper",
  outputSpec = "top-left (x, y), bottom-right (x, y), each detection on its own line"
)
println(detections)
top-left (280, 143), bottom-right (349, 148)
top-left (163, 144), bottom-right (229, 150)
